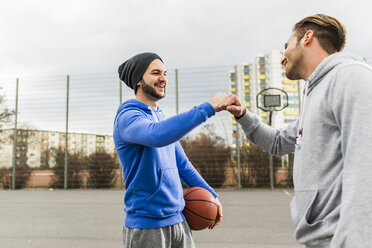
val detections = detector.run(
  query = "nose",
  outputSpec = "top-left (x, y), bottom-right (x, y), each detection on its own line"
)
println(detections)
top-left (159, 74), bottom-right (167, 82)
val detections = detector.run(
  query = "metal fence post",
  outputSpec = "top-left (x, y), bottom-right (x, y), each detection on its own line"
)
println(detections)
top-left (234, 66), bottom-right (242, 190)
top-left (236, 125), bottom-right (241, 190)
top-left (268, 111), bottom-right (274, 190)
top-left (64, 75), bottom-right (69, 190)
top-left (119, 80), bottom-right (123, 190)
top-left (175, 69), bottom-right (179, 114)
top-left (12, 78), bottom-right (19, 190)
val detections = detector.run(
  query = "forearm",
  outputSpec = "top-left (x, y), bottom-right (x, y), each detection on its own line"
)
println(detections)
top-left (120, 102), bottom-right (215, 147)
top-left (181, 168), bottom-right (218, 198)
top-left (175, 142), bottom-right (218, 198)
top-left (236, 110), bottom-right (296, 156)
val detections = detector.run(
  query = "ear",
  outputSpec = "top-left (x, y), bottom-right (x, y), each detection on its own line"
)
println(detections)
top-left (303, 30), bottom-right (314, 46)
top-left (135, 81), bottom-right (141, 95)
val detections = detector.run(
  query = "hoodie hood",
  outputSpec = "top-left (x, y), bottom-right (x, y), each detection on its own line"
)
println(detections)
top-left (117, 99), bottom-right (153, 114)
top-left (307, 52), bottom-right (365, 95)
top-left (116, 99), bottom-right (163, 123)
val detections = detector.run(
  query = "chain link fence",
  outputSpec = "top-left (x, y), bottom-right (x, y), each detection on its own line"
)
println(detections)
top-left (0, 66), bottom-right (294, 190)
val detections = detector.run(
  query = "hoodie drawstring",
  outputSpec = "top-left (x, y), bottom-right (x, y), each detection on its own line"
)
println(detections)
top-left (295, 81), bottom-right (309, 150)
top-left (148, 106), bottom-right (159, 122)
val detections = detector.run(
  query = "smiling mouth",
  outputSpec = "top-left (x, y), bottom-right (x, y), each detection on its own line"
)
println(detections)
top-left (154, 83), bottom-right (165, 89)
top-left (281, 58), bottom-right (288, 67)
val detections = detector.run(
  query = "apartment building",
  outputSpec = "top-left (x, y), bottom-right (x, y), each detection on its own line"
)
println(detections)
top-left (0, 129), bottom-right (115, 168)
top-left (229, 50), bottom-right (304, 146)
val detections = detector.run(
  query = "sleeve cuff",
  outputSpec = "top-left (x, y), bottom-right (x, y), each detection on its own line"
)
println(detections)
top-left (200, 102), bottom-right (216, 118)
top-left (236, 110), bottom-right (261, 129)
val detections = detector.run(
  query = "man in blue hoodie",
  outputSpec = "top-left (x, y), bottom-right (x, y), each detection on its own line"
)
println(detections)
top-left (114, 52), bottom-right (224, 248)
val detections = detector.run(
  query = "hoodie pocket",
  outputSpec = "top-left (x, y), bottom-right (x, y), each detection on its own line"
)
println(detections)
top-left (293, 190), bottom-right (330, 244)
top-left (146, 168), bottom-right (183, 217)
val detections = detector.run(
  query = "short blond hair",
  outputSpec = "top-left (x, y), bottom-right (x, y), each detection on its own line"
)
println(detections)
top-left (293, 14), bottom-right (347, 54)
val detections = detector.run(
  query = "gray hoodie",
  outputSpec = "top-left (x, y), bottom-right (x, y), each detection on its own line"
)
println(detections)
top-left (237, 52), bottom-right (372, 247)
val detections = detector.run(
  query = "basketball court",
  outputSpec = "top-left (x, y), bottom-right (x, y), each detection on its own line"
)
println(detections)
top-left (0, 189), bottom-right (301, 248)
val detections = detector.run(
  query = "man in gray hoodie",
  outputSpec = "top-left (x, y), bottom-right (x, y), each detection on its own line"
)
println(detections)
top-left (224, 14), bottom-right (372, 247)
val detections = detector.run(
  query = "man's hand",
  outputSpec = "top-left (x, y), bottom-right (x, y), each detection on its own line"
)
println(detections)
top-left (209, 93), bottom-right (246, 117)
top-left (224, 94), bottom-right (246, 118)
top-left (209, 92), bottom-right (228, 112)
top-left (209, 198), bottom-right (223, 229)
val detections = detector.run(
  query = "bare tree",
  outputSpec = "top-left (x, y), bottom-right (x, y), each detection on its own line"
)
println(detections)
top-left (0, 89), bottom-right (15, 147)
top-left (87, 151), bottom-right (117, 188)
top-left (0, 89), bottom-right (14, 128)
top-left (50, 148), bottom-right (84, 189)
top-left (180, 125), bottom-right (230, 188)
top-left (239, 143), bottom-right (282, 187)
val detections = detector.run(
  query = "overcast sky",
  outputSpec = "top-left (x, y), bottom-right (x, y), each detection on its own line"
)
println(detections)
top-left (1, 0), bottom-right (372, 78)
top-left (1, 0), bottom-right (372, 135)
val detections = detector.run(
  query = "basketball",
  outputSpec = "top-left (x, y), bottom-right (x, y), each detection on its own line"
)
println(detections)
top-left (182, 187), bottom-right (218, 230)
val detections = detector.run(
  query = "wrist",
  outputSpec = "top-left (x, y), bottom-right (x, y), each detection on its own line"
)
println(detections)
top-left (235, 108), bottom-right (246, 119)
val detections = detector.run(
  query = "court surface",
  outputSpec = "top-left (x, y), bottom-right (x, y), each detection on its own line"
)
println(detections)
top-left (0, 189), bottom-right (301, 248)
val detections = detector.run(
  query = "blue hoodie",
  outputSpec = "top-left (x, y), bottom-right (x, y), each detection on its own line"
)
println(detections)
top-left (113, 99), bottom-right (218, 229)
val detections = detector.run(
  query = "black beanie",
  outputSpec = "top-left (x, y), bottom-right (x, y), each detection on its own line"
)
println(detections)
top-left (118, 52), bottom-right (163, 92)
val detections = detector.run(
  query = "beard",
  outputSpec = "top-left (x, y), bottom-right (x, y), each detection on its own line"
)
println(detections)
top-left (285, 45), bottom-right (305, 80)
top-left (140, 79), bottom-right (165, 100)
top-left (286, 63), bottom-right (302, 80)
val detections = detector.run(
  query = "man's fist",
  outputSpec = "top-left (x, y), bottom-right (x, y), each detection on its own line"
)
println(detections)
top-left (224, 94), bottom-right (246, 118)
top-left (209, 92), bottom-right (228, 112)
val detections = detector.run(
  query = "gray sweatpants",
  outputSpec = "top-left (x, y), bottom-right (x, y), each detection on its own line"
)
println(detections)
top-left (122, 221), bottom-right (195, 248)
